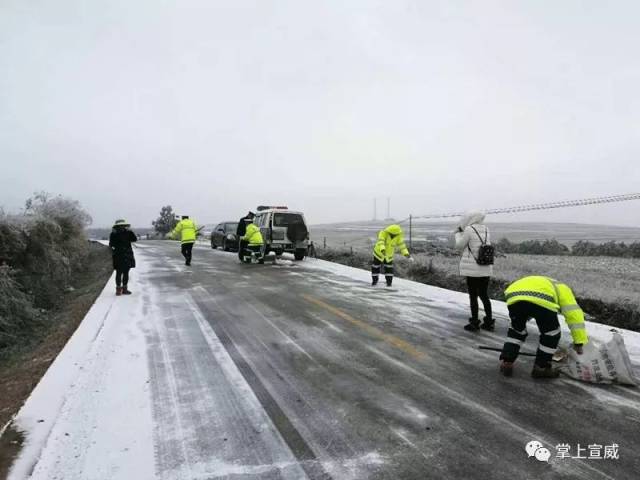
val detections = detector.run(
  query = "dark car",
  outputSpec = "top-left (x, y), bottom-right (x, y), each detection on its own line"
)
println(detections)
top-left (210, 222), bottom-right (239, 251)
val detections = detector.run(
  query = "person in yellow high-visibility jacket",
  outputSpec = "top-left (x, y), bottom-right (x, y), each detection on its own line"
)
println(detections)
top-left (371, 224), bottom-right (412, 286)
top-left (500, 276), bottom-right (589, 378)
top-left (241, 223), bottom-right (264, 264)
top-left (170, 215), bottom-right (198, 266)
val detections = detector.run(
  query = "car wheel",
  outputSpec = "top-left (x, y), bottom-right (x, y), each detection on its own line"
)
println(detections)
top-left (211, 240), bottom-right (217, 249)
top-left (294, 248), bottom-right (306, 261)
top-left (223, 239), bottom-right (229, 251)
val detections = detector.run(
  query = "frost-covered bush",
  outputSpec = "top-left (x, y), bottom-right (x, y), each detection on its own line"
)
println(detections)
top-left (0, 211), bottom-right (27, 266)
top-left (0, 265), bottom-right (41, 352)
top-left (0, 193), bottom-right (92, 309)
top-left (25, 192), bottom-right (92, 241)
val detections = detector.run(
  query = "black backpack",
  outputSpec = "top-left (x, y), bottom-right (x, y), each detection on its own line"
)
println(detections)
top-left (468, 226), bottom-right (494, 265)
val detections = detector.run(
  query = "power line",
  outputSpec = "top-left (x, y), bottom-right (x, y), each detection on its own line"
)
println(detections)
top-left (317, 192), bottom-right (640, 248)
top-left (409, 192), bottom-right (640, 220)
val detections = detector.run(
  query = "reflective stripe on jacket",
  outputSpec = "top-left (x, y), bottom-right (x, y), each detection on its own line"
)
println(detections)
top-left (171, 219), bottom-right (197, 244)
top-left (243, 223), bottom-right (264, 245)
top-left (373, 224), bottom-right (409, 262)
top-left (504, 276), bottom-right (588, 344)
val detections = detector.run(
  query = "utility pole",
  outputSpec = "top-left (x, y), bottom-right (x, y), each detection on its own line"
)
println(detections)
top-left (373, 198), bottom-right (377, 221)
top-left (387, 197), bottom-right (391, 220)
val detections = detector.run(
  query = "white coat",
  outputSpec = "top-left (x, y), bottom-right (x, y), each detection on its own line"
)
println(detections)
top-left (454, 211), bottom-right (493, 278)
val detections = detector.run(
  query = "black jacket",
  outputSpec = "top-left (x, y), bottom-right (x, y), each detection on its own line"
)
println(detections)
top-left (236, 215), bottom-right (253, 237)
top-left (109, 228), bottom-right (137, 270)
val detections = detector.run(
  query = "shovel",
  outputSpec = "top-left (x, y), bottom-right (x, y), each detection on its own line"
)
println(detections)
top-left (478, 345), bottom-right (536, 357)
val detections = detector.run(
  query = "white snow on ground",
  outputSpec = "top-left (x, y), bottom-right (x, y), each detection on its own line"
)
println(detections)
top-left (7, 274), bottom-right (155, 480)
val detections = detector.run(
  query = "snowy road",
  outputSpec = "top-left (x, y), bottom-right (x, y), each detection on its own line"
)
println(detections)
top-left (6, 241), bottom-right (640, 479)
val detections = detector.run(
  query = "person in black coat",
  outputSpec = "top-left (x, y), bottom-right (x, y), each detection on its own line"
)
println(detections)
top-left (109, 219), bottom-right (137, 296)
top-left (236, 211), bottom-right (255, 261)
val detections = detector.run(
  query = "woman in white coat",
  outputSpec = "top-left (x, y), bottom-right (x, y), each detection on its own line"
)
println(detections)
top-left (454, 211), bottom-right (493, 331)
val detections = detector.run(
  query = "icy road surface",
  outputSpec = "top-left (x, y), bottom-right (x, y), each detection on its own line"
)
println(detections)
top-left (5, 241), bottom-right (640, 479)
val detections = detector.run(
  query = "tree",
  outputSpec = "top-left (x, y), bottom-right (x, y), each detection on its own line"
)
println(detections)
top-left (152, 205), bottom-right (178, 237)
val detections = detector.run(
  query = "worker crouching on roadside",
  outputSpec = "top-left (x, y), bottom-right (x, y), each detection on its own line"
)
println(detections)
top-left (242, 222), bottom-right (264, 264)
top-left (371, 224), bottom-right (413, 287)
top-left (500, 276), bottom-right (588, 378)
top-left (109, 219), bottom-right (137, 296)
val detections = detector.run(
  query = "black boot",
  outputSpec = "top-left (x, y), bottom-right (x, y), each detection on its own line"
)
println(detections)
top-left (531, 364), bottom-right (560, 379)
top-left (372, 277), bottom-right (378, 286)
top-left (386, 278), bottom-right (393, 287)
top-left (480, 317), bottom-right (495, 331)
top-left (122, 286), bottom-right (132, 295)
top-left (464, 318), bottom-right (480, 331)
top-left (500, 360), bottom-right (514, 377)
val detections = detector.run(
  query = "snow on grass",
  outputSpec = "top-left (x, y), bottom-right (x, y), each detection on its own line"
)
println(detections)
top-left (413, 252), bottom-right (640, 309)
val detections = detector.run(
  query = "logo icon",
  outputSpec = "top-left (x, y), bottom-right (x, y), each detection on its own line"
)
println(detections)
top-left (525, 440), bottom-right (550, 462)
top-left (535, 447), bottom-right (551, 462)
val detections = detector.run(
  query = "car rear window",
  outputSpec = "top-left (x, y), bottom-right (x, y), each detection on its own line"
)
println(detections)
top-left (225, 223), bottom-right (238, 231)
top-left (273, 213), bottom-right (304, 227)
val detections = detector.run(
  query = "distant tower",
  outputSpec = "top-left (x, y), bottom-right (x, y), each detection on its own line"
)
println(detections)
top-left (387, 197), bottom-right (391, 219)
top-left (373, 198), bottom-right (377, 221)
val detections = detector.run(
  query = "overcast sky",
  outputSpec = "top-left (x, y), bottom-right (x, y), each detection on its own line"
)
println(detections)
top-left (1, 0), bottom-right (639, 227)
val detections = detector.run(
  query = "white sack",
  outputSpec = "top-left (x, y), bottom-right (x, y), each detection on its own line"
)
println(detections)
top-left (558, 331), bottom-right (639, 386)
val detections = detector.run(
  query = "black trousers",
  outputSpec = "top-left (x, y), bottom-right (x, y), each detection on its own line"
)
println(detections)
top-left (372, 257), bottom-right (394, 285)
top-left (181, 242), bottom-right (194, 264)
top-left (238, 240), bottom-right (248, 261)
top-left (242, 244), bottom-right (264, 263)
top-left (500, 301), bottom-right (561, 368)
top-left (115, 268), bottom-right (130, 287)
top-left (466, 276), bottom-right (492, 321)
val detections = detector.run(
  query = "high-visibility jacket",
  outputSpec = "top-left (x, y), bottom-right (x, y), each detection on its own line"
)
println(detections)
top-left (171, 218), bottom-right (197, 244)
top-left (373, 224), bottom-right (409, 262)
top-left (243, 223), bottom-right (263, 246)
top-left (504, 276), bottom-right (588, 345)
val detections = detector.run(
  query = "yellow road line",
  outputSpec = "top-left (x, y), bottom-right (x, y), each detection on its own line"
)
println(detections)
top-left (301, 294), bottom-right (426, 360)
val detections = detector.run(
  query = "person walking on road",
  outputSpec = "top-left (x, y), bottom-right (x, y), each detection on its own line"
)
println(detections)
top-left (236, 211), bottom-right (255, 262)
top-left (170, 215), bottom-right (198, 266)
top-left (499, 275), bottom-right (588, 378)
top-left (109, 219), bottom-right (137, 296)
top-left (454, 211), bottom-right (494, 332)
top-left (371, 224), bottom-right (412, 287)
top-left (241, 222), bottom-right (265, 263)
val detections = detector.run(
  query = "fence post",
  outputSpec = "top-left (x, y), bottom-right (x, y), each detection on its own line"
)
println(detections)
top-left (350, 246), bottom-right (353, 256)
top-left (409, 214), bottom-right (412, 250)
top-left (323, 237), bottom-right (326, 249)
